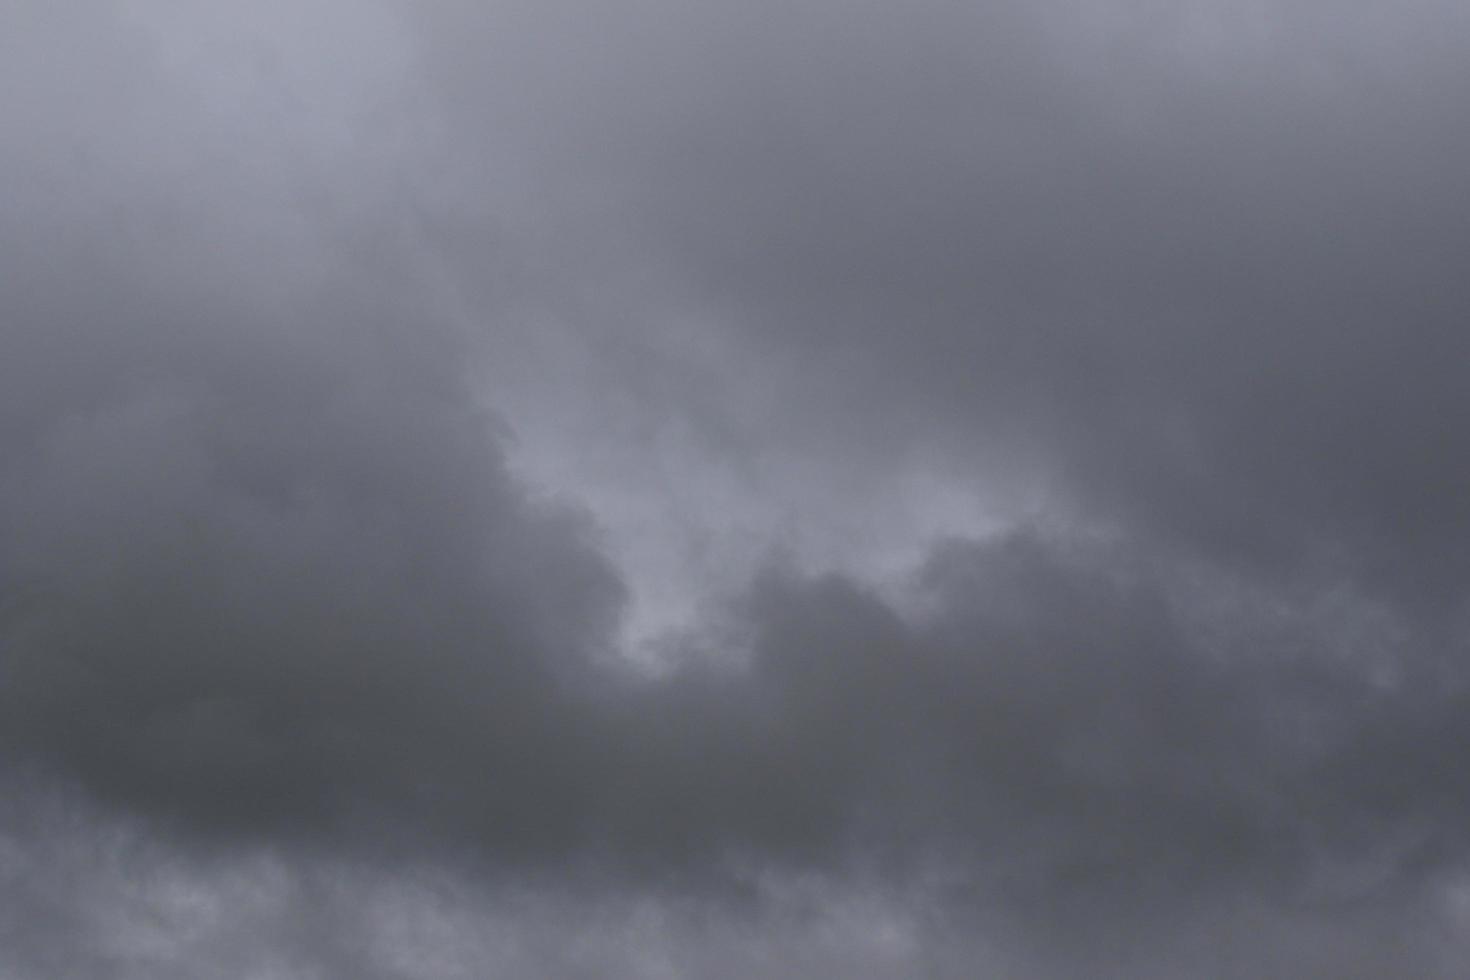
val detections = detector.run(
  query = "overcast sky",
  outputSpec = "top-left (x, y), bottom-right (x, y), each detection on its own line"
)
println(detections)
top-left (4, 1), bottom-right (1470, 976)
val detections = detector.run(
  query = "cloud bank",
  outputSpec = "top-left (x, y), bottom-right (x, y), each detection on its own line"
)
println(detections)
top-left (5, 0), bottom-right (1470, 975)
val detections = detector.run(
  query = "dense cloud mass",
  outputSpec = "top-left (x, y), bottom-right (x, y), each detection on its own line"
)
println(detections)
top-left (5, 0), bottom-right (1470, 975)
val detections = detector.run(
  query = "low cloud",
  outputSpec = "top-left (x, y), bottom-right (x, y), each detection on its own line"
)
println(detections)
top-left (6, 0), bottom-right (1470, 975)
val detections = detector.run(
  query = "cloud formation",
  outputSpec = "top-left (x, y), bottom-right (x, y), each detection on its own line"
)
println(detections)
top-left (5, 0), bottom-right (1470, 975)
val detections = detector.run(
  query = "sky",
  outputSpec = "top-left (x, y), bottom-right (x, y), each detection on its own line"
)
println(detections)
top-left (3, 0), bottom-right (1470, 976)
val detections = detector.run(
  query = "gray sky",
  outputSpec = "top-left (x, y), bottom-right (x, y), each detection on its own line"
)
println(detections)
top-left (4, 0), bottom-right (1470, 976)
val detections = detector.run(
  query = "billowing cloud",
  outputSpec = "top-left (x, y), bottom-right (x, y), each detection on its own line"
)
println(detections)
top-left (411, 0), bottom-right (1470, 603)
top-left (5, 0), bottom-right (1470, 976)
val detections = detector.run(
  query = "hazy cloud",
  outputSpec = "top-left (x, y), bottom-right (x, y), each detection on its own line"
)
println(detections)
top-left (6, 0), bottom-right (1470, 975)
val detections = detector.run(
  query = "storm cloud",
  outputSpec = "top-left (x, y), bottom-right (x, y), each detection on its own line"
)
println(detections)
top-left (5, 0), bottom-right (1470, 975)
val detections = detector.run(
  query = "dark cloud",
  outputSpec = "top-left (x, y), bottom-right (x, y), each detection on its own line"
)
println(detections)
top-left (7, 0), bottom-right (1470, 975)
top-left (0, 3), bottom-right (622, 851)
top-left (6, 529), bottom-right (1470, 977)
top-left (411, 0), bottom-right (1470, 603)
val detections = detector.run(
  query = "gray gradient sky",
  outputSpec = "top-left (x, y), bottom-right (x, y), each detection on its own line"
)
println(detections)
top-left (4, 0), bottom-right (1470, 976)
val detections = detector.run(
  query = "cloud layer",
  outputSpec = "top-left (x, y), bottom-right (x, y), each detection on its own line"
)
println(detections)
top-left (5, 0), bottom-right (1470, 975)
